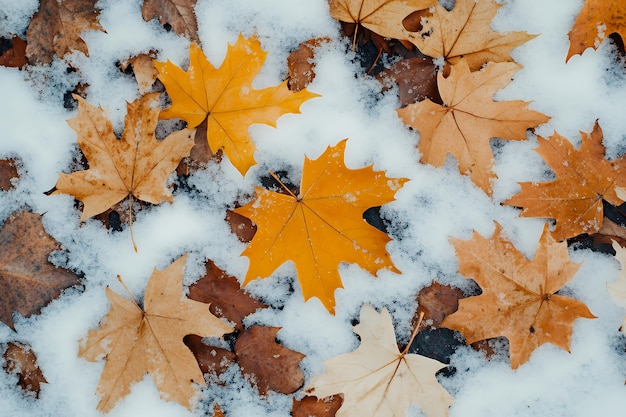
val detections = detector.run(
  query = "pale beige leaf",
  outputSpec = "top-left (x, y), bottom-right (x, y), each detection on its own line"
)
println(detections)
top-left (609, 240), bottom-right (626, 333)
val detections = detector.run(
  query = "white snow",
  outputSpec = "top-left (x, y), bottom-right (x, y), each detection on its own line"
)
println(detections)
top-left (1, 0), bottom-right (626, 416)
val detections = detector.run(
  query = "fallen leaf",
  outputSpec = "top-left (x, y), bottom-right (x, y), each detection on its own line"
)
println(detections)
top-left (306, 304), bottom-right (453, 417)
top-left (441, 222), bottom-right (596, 369)
top-left (188, 259), bottom-right (267, 331)
top-left (0, 211), bottom-right (80, 330)
top-left (567, 0), bottom-right (626, 61)
top-left (0, 158), bottom-right (19, 191)
top-left (328, 0), bottom-right (435, 48)
top-left (52, 93), bottom-right (195, 221)
top-left (292, 395), bottom-right (343, 417)
top-left (397, 60), bottom-right (549, 195)
top-left (234, 139), bottom-right (408, 313)
top-left (609, 240), bottom-right (626, 333)
top-left (407, 0), bottom-right (535, 71)
top-left (120, 52), bottom-right (159, 94)
top-left (184, 334), bottom-right (236, 377)
top-left (590, 217), bottom-right (626, 248)
top-left (287, 38), bottom-right (330, 91)
top-left (78, 255), bottom-right (234, 412)
top-left (376, 57), bottom-right (441, 106)
top-left (212, 403), bottom-right (225, 417)
top-left (25, 0), bottom-right (104, 64)
top-left (0, 36), bottom-right (28, 68)
top-left (142, 0), bottom-right (199, 42)
top-left (155, 35), bottom-right (319, 175)
top-left (3, 342), bottom-right (47, 397)
top-left (225, 209), bottom-right (257, 243)
top-left (503, 121), bottom-right (626, 241)
top-left (415, 281), bottom-right (464, 329)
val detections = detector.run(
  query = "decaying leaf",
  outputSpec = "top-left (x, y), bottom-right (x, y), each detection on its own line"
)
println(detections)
top-left (25, 0), bottom-right (104, 64)
top-left (120, 52), bottom-right (159, 94)
top-left (184, 334), bottom-right (236, 377)
top-left (0, 37), bottom-right (28, 69)
top-left (292, 395), bottom-right (343, 417)
top-left (415, 281), bottom-right (464, 329)
top-left (408, 0), bottom-right (535, 71)
top-left (307, 304), bottom-right (453, 417)
top-left (188, 259), bottom-right (267, 330)
top-left (376, 57), bottom-right (440, 107)
top-left (235, 139), bottom-right (408, 313)
top-left (234, 325), bottom-right (305, 395)
top-left (442, 222), bottom-right (596, 369)
top-left (52, 93), bottom-right (195, 221)
top-left (398, 60), bottom-right (549, 195)
top-left (287, 37), bottom-right (330, 91)
top-left (142, 0), bottom-right (199, 42)
top-left (0, 211), bottom-right (81, 330)
top-left (609, 240), bottom-right (626, 333)
top-left (567, 0), bottom-right (626, 61)
top-left (155, 35), bottom-right (319, 175)
top-left (78, 255), bottom-right (234, 412)
top-left (504, 122), bottom-right (626, 241)
top-left (0, 158), bottom-right (19, 191)
top-left (3, 342), bottom-right (47, 397)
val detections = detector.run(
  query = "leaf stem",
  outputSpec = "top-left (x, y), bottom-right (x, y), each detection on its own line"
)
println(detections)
top-left (116, 274), bottom-right (143, 312)
top-left (402, 311), bottom-right (424, 356)
top-left (269, 171), bottom-right (299, 199)
top-left (129, 194), bottom-right (138, 253)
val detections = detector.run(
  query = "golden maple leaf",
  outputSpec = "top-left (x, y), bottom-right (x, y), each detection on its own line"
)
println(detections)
top-left (306, 304), bottom-right (453, 417)
top-left (442, 222), bottom-right (595, 369)
top-left (407, 0), bottom-right (535, 71)
top-left (53, 93), bottom-right (194, 221)
top-left (397, 60), bottom-right (549, 195)
top-left (234, 139), bottom-right (407, 313)
top-left (567, 0), bottom-right (626, 61)
top-left (504, 122), bottom-right (626, 241)
top-left (155, 35), bottom-right (320, 176)
top-left (78, 255), bottom-right (234, 412)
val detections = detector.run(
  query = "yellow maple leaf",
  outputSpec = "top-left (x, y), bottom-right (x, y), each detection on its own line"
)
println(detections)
top-left (234, 139), bottom-right (408, 313)
top-left (79, 255), bottom-right (233, 412)
top-left (155, 34), bottom-right (320, 176)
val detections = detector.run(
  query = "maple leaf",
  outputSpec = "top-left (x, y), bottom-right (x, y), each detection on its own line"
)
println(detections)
top-left (155, 35), bottom-right (319, 176)
top-left (441, 222), bottom-right (595, 369)
top-left (0, 211), bottom-right (80, 330)
top-left (567, 0), bottom-right (626, 61)
top-left (306, 304), bottom-right (453, 417)
top-left (3, 342), bottom-right (47, 398)
top-left (78, 255), bottom-right (234, 412)
top-left (376, 57), bottom-right (441, 107)
top-left (120, 52), bottom-right (159, 94)
top-left (52, 93), bottom-right (195, 221)
top-left (234, 139), bottom-right (408, 313)
top-left (407, 0), bottom-right (535, 71)
top-left (397, 60), bottom-right (549, 195)
top-left (609, 240), bottom-right (626, 334)
top-left (25, 0), bottom-right (104, 64)
top-left (503, 122), bottom-right (626, 241)
top-left (0, 158), bottom-right (19, 191)
top-left (328, 0), bottom-right (434, 46)
top-left (142, 0), bottom-right (199, 42)
top-left (292, 395), bottom-right (343, 417)
top-left (0, 36), bottom-right (28, 69)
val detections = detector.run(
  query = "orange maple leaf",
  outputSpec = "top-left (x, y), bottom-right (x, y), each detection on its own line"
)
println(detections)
top-left (503, 122), bottom-right (626, 241)
top-left (79, 255), bottom-right (234, 412)
top-left (234, 140), bottom-right (408, 313)
top-left (397, 60), bottom-right (549, 195)
top-left (155, 35), bottom-right (320, 176)
top-left (567, 0), bottom-right (626, 61)
top-left (442, 222), bottom-right (595, 369)
top-left (407, 0), bottom-right (535, 71)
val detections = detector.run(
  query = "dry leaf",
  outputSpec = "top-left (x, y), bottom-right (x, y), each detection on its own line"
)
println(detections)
top-left (397, 60), bottom-right (549, 195)
top-left (3, 342), bottom-right (47, 397)
top-left (120, 53), bottom-right (159, 94)
top-left (225, 208), bottom-right (257, 243)
top-left (212, 403), bottom-right (225, 417)
top-left (188, 259), bottom-right (267, 331)
top-left (0, 211), bottom-right (81, 330)
top-left (52, 93), bottom-right (195, 221)
top-left (0, 36), bottom-right (28, 68)
top-left (609, 240), bottom-right (626, 333)
top-left (234, 139), bottom-right (408, 313)
top-left (234, 325), bottom-right (305, 395)
top-left (184, 334), bottom-right (236, 377)
top-left (442, 222), bottom-right (596, 369)
top-left (590, 217), bottom-right (626, 248)
top-left (155, 35), bottom-right (319, 175)
top-left (79, 255), bottom-right (234, 412)
top-left (306, 304), bottom-right (453, 417)
top-left (292, 395), bottom-right (343, 417)
top-left (287, 37), bottom-right (330, 91)
top-left (376, 57), bottom-right (440, 106)
top-left (567, 0), bottom-right (626, 61)
top-left (0, 158), bottom-right (19, 191)
top-left (25, 0), bottom-right (104, 64)
top-left (328, 0), bottom-right (435, 46)
top-left (407, 0), bottom-right (535, 71)
top-left (142, 0), bottom-right (199, 42)
top-left (415, 281), bottom-right (464, 329)
top-left (503, 121), bottom-right (626, 241)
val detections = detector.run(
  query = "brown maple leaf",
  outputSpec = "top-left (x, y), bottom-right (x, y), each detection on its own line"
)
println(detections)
top-left (307, 304), bottom-right (453, 417)
top-left (567, 0), bottom-right (626, 61)
top-left (52, 93), bottom-right (194, 224)
top-left (442, 222), bottom-right (595, 369)
top-left (0, 211), bottom-right (80, 330)
top-left (120, 52), bottom-right (159, 94)
top-left (407, 0), bottom-right (535, 71)
top-left (0, 158), bottom-right (19, 191)
top-left (397, 60), bottom-right (549, 195)
top-left (414, 281), bottom-right (464, 330)
top-left (142, 0), bottom-right (199, 42)
top-left (155, 35), bottom-right (319, 176)
top-left (376, 57), bottom-right (440, 107)
top-left (503, 122), bottom-right (626, 241)
top-left (3, 342), bottom-right (48, 398)
top-left (292, 395), bottom-right (343, 417)
top-left (79, 255), bottom-right (234, 412)
top-left (234, 139), bottom-right (408, 313)
top-left (25, 0), bottom-right (104, 64)
top-left (287, 37), bottom-right (330, 92)
top-left (0, 36), bottom-right (28, 69)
